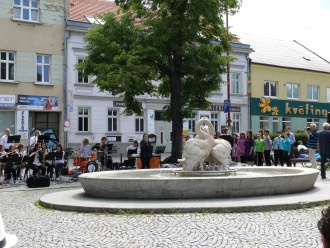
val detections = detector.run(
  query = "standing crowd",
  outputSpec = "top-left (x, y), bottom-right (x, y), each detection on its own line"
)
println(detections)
top-left (215, 123), bottom-right (329, 180)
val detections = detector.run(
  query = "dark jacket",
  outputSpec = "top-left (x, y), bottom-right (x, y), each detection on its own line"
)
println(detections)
top-left (140, 141), bottom-right (153, 158)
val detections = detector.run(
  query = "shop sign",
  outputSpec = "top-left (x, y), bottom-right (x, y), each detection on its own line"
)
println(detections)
top-left (17, 110), bottom-right (28, 139)
top-left (252, 97), bottom-right (330, 118)
top-left (17, 95), bottom-right (58, 110)
top-left (0, 94), bottom-right (15, 108)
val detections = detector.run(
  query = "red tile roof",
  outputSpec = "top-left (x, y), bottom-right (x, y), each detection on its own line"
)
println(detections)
top-left (69, 0), bottom-right (119, 23)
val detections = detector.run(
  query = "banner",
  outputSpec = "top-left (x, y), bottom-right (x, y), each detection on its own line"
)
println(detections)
top-left (17, 110), bottom-right (29, 139)
top-left (17, 95), bottom-right (58, 110)
top-left (147, 110), bottom-right (155, 134)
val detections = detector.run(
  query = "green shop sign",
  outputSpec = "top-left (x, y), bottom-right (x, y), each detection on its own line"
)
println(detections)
top-left (251, 97), bottom-right (330, 118)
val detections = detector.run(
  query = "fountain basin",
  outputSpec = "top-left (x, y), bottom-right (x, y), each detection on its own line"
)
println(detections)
top-left (78, 167), bottom-right (319, 199)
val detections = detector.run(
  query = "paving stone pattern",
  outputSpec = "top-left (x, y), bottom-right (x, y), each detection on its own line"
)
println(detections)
top-left (0, 182), bottom-right (325, 248)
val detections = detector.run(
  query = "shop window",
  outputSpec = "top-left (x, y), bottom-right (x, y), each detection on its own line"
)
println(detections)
top-left (0, 51), bottom-right (15, 81)
top-left (286, 83), bottom-right (299, 99)
top-left (307, 85), bottom-right (319, 101)
top-left (259, 116), bottom-right (269, 130)
top-left (307, 118), bottom-right (319, 128)
top-left (78, 107), bottom-right (89, 132)
top-left (272, 117), bottom-right (279, 133)
top-left (264, 81), bottom-right (277, 97)
top-left (282, 118), bottom-right (291, 132)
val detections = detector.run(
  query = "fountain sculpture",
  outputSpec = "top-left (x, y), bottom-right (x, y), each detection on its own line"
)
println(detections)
top-left (78, 117), bottom-right (319, 199)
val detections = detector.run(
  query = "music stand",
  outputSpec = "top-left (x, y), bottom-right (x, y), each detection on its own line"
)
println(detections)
top-left (7, 135), bottom-right (21, 144)
top-left (38, 135), bottom-right (50, 143)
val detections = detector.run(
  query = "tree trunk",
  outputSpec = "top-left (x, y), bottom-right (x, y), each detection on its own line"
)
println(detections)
top-left (169, 55), bottom-right (183, 161)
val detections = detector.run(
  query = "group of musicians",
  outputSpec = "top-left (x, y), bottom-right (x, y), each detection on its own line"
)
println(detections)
top-left (0, 128), bottom-right (156, 183)
top-left (0, 128), bottom-right (67, 183)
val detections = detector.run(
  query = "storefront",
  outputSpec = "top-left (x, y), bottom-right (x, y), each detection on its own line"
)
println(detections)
top-left (251, 97), bottom-right (330, 133)
top-left (0, 94), bottom-right (61, 150)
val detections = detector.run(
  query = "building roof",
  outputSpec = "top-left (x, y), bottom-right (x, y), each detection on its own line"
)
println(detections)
top-left (237, 33), bottom-right (330, 74)
top-left (69, 0), bottom-right (118, 23)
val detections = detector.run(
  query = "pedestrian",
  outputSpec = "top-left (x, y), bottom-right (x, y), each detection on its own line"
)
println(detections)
top-left (283, 132), bottom-right (292, 167)
top-left (285, 126), bottom-right (296, 158)
top-left (244, 130), bottom-right (254, 166)
top-left (318, 123), bottom-right (330, 179)
top-left (140, 134), bottom-right (153, 169)
top-left (317, 205), bottom-right (330, 248)
top-left (273, 131), bottom-right (284, 166)
top-left (305, 123), bottom-right (318, 169)
top-left (237, 132), bottom-right (246, 164)
top-left (254, 133), bottom-right (264, 166)
top-left (231, 133), bottom-right (240, 162)
top-left (263, 129), bottom-right (272, 166)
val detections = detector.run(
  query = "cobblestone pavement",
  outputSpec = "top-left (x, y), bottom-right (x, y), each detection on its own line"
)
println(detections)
top-left (0, 180), bottom-right (326, 248)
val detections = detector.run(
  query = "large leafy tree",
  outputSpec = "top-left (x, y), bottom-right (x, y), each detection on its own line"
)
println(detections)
top-left (77, 0), bottom-right (241, 160)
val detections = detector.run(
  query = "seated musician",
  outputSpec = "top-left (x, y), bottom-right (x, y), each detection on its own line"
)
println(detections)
top-left (5, 144), bottom-right (20, 183)
top-left (126, 140), bottom-right (138, 168)
top-left (16, 143), bottom-right (26, 181)
top-left (54, 144), bottom-right (67, 180)
top-left (92, 137), bottom-right (113, 170)
top-left (28, 143), bottom-right (47, 176)
top-left (79, 137), bottom-right (91, 161)
top-left (41, 142), bottom-right (53, 179)
top-left (0, 144), bottom-right (6, 181)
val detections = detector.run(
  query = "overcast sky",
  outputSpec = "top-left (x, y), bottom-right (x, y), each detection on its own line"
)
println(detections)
top-left (229, 0), bottom-right (330, 62)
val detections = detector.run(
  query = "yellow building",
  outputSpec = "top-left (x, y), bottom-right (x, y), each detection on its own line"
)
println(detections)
top-left (239, 34), bottom-right (330, 133)
top-left (0, 0), bottom-right (68, 148)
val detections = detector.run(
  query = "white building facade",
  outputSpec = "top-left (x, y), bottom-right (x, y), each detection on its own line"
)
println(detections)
top-left (66, 20), bottom-right (252, 155)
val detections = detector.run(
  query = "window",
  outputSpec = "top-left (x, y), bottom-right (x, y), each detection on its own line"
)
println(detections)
top-left (78, 108), bottom-right (89, 132)
top-left (135, 114), bottom-right (144, 132)
top-left (37, 55), bottom-right (50, 83)
top-left (282, 118), bottom-right (291, 132)
top-left (210, 113), bottom-right (219, 132)
top-left (0, 51), bottom-right (15, 81)
top-left (232, 114), bottom-right (240, 134)
top-left (77, 58), bottom-right (88, 83)
top-left (307, 85), bottom-right (319, 101)
top-left (264, 81), bottom-right (277, 97)
top-left (307, 118), bottom-right (319, 128)
top-left (286, 83), bottom-right (299, 99)
top-left (231, 73), bottom-right (240, 94)
top-left (259, 117), bottom-right (269, 130)
top-left (272, 117), bottom-right (279, 133)
top-left (327, 88), bottom-right (330, 102)
top-left (108, 109), bottom-right (118, 132)
top-left (13, 0), bottom-right (39, 22)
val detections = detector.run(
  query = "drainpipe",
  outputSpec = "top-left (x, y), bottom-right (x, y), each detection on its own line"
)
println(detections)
top-left (63, 0), bottom-right (68, 148)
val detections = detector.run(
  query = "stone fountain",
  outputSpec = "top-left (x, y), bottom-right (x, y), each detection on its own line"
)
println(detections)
top-left (78, 117), bottom-right (319, 199)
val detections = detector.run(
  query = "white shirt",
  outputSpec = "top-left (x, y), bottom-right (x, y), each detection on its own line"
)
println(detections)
top-left (297, 144), bottom-right (308, 151)
top-left (1, 134), bottom-right (11, 149)
top-left (30, 136), bottom-right (38, 146)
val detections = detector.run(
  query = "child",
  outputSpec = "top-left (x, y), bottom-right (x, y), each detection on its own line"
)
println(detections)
top-left (283, 133), bottom-right (292, 167)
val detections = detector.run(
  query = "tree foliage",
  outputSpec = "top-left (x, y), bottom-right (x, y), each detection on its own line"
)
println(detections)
top-left (77, 0), bottom-right (242, 159)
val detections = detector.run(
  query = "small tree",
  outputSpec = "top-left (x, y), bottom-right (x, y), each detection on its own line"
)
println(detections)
top-left (77, 0), bottom-right (242, 160)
